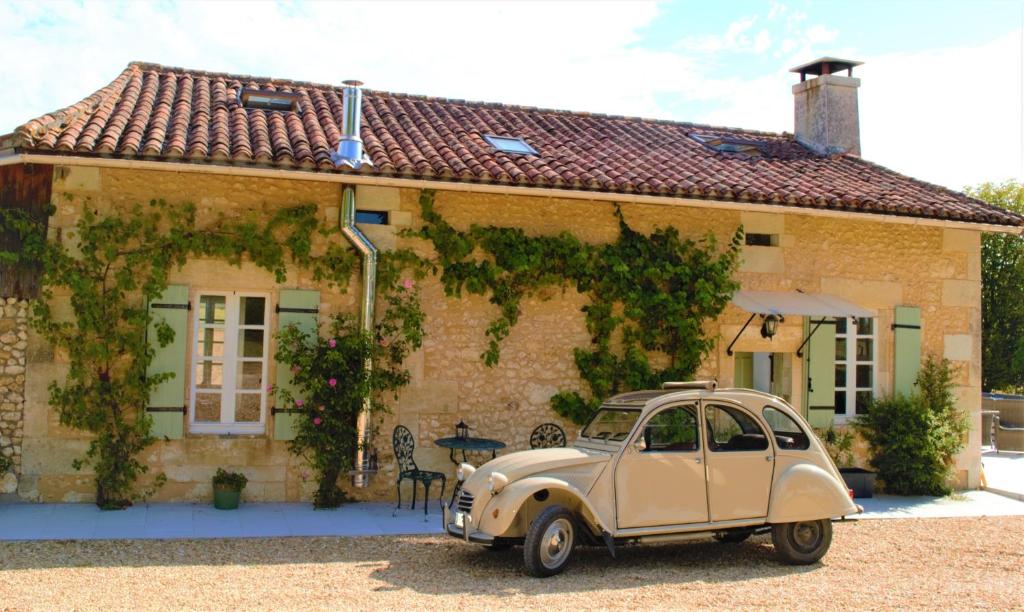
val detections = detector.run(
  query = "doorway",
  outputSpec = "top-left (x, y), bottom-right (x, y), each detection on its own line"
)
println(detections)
top-left (734, 351), bottom-right (793, 403)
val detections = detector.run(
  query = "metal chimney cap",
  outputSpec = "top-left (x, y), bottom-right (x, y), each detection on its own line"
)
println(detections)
top-left (342, 79), bottom-right (364, 88)
top-left (790, 57), bottom-right (863, 81)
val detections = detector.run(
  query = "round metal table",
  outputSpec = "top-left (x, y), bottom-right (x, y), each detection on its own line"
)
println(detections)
top-left (435, 436), bottom-right (506, 465)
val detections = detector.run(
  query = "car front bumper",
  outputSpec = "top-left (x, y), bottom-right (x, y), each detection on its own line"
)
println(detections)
top-left (442, 499), bottom-right (494, 544)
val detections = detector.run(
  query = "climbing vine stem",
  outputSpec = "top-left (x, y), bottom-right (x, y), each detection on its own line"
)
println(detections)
top-left (412, 189), bottom-right (743, 425)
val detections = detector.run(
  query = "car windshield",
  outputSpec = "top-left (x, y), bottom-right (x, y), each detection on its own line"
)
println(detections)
top-left (579, 407), bottom-right (641, 443)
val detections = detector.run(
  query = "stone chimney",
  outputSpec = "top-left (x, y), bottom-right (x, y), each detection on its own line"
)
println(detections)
top-left (791, 57), bottom-right (863, 156)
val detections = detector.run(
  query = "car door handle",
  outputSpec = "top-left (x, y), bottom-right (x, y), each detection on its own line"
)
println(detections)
top-left (765, 455), bottom-right (773, 462)
top-left (695, 457), bottom-right (702, 464)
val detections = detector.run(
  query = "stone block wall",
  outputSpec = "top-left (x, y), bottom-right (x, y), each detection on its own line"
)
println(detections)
top-left (0, 298), bottom-right (28, 494)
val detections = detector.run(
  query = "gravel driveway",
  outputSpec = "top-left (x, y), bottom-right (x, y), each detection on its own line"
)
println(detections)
top-left (1, 516), bottom-right (1022, 610)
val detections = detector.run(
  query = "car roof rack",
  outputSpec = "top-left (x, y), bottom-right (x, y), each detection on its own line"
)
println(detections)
top-left (661, 380), bottom-right (717, 391)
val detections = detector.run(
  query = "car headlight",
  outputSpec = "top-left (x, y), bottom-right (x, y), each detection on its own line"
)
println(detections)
top-left (488, 472), bottom-right (509, 495)
top-left (456, 463), bottom-right (475, 482)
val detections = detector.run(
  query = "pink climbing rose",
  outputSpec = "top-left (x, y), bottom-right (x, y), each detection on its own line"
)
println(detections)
top-left (291, 365), bottom-right (301, 374)
top-left (328, 338), bottom-right (337, 348)
top-left (328, 378), bottom-right (337, 388)
top-left (295, 398), bottom-right (304, 407)
top-left (313, 417), bottom-right (322, 426)
top-left (402, 278), bottom-right (414, 290)
top-left (266, 384), bottom-right (274, 393)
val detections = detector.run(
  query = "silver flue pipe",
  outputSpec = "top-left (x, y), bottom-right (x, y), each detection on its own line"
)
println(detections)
top-left (334, 80), bottom-right (377, 488)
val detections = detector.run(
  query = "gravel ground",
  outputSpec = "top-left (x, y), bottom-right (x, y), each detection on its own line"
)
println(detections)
top-left (1, 516), bottom-right (1022, 611)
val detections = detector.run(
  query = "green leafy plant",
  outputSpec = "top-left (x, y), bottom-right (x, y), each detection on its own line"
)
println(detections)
top-left (212, 468), bottom-right (248, 491)
top-left (1, 198), bottom-right (420, 509)
top-left (0, 454), bottom-right (11, 474)
top-left (814, 425), bottom-right (855, 468)
top-left (965, 181), bottom-right (1024, 392)
top-left (274, 286), bottom-right (424, 509)
top-left (413, 189), bottom-right (742, 424)
top-left (854, 356), bottom-right (968, 495)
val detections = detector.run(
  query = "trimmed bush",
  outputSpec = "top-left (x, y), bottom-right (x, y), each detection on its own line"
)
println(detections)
top-left (854, 357), bottom-right (968, 495)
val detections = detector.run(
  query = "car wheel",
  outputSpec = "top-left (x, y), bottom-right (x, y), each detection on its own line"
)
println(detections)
top-left (771, 519), bottom-right (833, 565)
top-left (523, 505), bottom-right (576, 577)
top-left (713, 530), bottom-right (752, 544)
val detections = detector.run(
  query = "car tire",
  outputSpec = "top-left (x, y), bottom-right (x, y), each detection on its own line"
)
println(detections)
top-left (713, 530), bottom-right (752, 544)
top-left (771, 519), bottom-right (832, 565)
top-left (523, 505), bottom-right (576, 577)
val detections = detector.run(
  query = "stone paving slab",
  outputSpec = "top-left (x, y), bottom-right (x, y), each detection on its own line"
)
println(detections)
top-left (1, 491), bottom-right (1022, 541)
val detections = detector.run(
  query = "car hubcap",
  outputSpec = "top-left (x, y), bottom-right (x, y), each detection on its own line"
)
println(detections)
top-left (791, 521), bottom-right (822, 553)
top-left (539, 518), bottom-right (573, 569)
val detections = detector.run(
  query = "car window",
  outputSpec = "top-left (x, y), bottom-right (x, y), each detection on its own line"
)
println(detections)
top-left (640, 405), bottom-right (699, 452)
top-left (762, 406), bottom-right (811, 450)
top-left (580, 407), bottom-right (641, 443)
top-left (705, 404), bottom-right (769, 452)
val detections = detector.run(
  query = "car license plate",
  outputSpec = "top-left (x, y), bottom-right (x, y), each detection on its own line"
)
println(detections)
top-left (454, 511), bottom-right (465, 528)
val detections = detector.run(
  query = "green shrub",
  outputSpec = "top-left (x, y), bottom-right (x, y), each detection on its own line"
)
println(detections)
top-left (212, 468), bottom-right (248, 491)
top-left (854, 356), bottom-right (968, 495)
top-left (814, 425), bottom-right (855, 468)
top-left (0, 454), bottom-right (11, 474)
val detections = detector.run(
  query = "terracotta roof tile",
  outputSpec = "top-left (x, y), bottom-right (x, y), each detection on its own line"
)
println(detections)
top-left (7, 61), bottom-right (1022, 227)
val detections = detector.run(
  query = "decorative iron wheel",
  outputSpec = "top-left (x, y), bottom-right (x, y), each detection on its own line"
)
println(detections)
top-left (530, 423), bottom-right (566, 449)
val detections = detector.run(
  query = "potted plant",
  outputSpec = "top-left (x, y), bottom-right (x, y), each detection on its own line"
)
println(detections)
top-left (816, 425), bottom-right (876, 498)
top-left (212, 468), bottom-right (248, 510)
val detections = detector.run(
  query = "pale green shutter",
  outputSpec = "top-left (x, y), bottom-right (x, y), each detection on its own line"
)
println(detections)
top-left (893, 306), bottom-right (922, 397)
top-left (146, 285), bottom-right (189, 440)
top-left (805, 318), bottom-right (836, 429)
top-left (734, 352), bottom-right (753, 389)
top-left (273, 289), bottom-right (320, 440)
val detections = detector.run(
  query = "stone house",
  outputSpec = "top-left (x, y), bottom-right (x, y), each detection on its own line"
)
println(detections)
top-left (0, 58), bottom-right (1021, 502)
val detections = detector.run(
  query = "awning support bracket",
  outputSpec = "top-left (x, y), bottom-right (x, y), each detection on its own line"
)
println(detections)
top-left (726, 313), bottom-right (757, 356)
top-left (795, 318), bottom-right (826, 358)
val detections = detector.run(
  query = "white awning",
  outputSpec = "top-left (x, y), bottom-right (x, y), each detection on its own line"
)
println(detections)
top-left (732, 290), bottom-right (874, 318)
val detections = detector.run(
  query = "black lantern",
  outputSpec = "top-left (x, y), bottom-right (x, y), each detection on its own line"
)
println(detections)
top-left (760, 313), bottom-right (784, 339)
top-left (455, 420), bottom-right (469, 439)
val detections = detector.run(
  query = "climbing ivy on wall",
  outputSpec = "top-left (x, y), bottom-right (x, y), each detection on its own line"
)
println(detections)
top-left (413, 189), bottom-right (743, 425)
top-left (1, 199), bottom-right (422, 509)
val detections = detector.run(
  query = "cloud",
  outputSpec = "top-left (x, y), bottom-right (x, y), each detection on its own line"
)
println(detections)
top-left (0, 0), bottom-right (1019, 190)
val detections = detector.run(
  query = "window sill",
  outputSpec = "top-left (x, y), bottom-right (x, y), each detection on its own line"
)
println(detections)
top-left (189, 424), bottom-right (266, 436)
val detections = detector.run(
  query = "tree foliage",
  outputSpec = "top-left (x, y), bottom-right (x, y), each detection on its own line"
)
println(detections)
top-left (0, 199), bottom-right (420, 508)
top-left (854, 356), bottom-right (968, 495)
top-left (966, 181), bottom-right (1024, 392)
top-left (413, 189), bottom-right (742, 425)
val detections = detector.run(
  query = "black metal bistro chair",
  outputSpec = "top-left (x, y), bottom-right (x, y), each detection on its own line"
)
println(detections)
top-left (530, 423), bottom-right (567, 449)
top-left (392, 425), bottom-right (446, 518)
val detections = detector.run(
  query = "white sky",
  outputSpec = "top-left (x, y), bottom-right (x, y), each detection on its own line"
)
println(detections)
top-left (1, 1), bottom-right (1022, 191)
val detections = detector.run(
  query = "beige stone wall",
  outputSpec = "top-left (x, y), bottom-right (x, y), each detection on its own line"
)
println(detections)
top-left (0, 298), bottom-right (28, 494)
top-left (18, 165), bottom-right (985, 502)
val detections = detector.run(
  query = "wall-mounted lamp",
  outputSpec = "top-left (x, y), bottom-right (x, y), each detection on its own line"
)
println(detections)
top-left (760, 313), bottom-right (784, 339)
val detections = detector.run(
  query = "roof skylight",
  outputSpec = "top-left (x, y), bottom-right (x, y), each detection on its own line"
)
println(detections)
top-left (690, 133), bottom-right (764, 157)
top-left (484, 134), bottom-right (538, 156)
top-left (239, 88), bottom-right (301, 112)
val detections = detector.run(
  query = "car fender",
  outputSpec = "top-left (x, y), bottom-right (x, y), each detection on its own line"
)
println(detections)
top-left (767, 463), bottom-right (860, 524)
top-left (477, 476), bottom-right (609, 537)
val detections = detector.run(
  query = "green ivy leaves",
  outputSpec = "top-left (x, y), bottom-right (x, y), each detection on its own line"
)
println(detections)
top-left (414, 189), bottom-right (743, 425)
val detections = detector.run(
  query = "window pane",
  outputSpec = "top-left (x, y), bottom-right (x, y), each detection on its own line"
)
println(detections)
top-left (834, 317), bottom-right (847, 335)
top-left (706, 405), bottom-right (768, 451)
top-left (198, 295), bottom-right (225, 325)
top-left (856, 364), bottom-right (873, 388)
top-left (856, 317), bottom-right (873, 335)
top-left (195, 393), bottom-right (221, 422)
top-left (235, 393), bottom-right (261, 422)
top-left (856, 338), bottom-right (873, 361)
top-left (239, 329), bottom-right (265, 357)
top-left (237, 361), bottom-right (263, 389)
top-left (198, 327), bottom-right (224, 357)
top-left (834, 391), bottom-right (846, 415)
top-left (835, 337), bottom-right (847, 361)
top-left (241, 296), bottom-right (266, 326)
top-left (642, 406), bottom-right (699, 451)
top-left (835, 364), bottom-right (846, 388)
top-left (762, 407), bottom-right (810, 450)
top-left (855, 391), bottom-right (872, 415)
top-left (195, 362), bottom-right (223, 389)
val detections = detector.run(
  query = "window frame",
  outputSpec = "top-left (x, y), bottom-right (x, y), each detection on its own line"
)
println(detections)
top-left (834, 316), bottom-right (878, 422)
top-left (635, 403), bottom-right (701, 453)
top-left (703, 402), bottom-right (770, 453)
top-left (762, 405), bottom-right (811, 451)
top-left (189, 290), bottom-right (271, 435)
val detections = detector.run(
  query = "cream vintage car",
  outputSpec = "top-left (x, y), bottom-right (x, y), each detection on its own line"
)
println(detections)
top-left (444, 381), bottom-right (862, 577)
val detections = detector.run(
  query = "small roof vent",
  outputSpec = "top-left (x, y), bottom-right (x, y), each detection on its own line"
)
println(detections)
top-left (484, 134), bottom-right (538, 156)
top-left (690, 133), bottom-right (765, 157)
top-left (239, 88), bottom-right (301, 112)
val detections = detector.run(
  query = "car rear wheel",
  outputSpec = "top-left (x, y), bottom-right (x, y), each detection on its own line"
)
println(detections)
top-left (524, 505), bottom-right (576, 577)
top-left (771, 519), bottom-right (832, 565)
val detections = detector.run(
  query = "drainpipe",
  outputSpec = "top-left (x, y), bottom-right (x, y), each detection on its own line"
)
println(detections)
top-left (333, 80), bottom-right (376, 488)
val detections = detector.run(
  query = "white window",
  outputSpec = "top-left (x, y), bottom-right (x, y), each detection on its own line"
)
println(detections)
top-left (190, 292), bottom-right (270, 434)
top-left (834, 317), bottom-right (877, 419)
